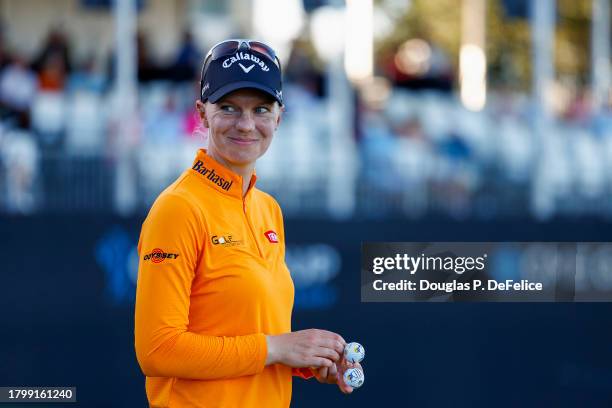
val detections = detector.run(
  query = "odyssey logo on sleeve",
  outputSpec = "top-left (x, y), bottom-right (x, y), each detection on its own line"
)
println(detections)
top-left (143, 248), bottom-right (180, 263)
top-left (264, 230), bottom-right (279, 243)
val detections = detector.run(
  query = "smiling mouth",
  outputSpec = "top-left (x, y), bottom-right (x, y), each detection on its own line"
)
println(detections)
top-left (228, 137), bottom-right (258, 145)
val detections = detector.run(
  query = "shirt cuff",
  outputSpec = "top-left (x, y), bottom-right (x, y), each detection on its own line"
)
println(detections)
top-left (292, 367), bottom-right (315, 379)
top-left (255, 333), bottom-right (268, 372)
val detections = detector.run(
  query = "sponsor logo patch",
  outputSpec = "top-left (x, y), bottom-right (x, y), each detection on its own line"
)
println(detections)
top-left (201, 82), bottom-right (210, 96)
top-left (211, 234), bottom-right (244, 247)
top-left (238, 63), bottom-right (255, 73)
top-left (192, 160), bottom-right (233, 191)
top-left (264, 230), bottom-right (279, 243)
top-left (222, 52), bottom-right (270, 72)
top-left (143, 248), bottom-right (179, 263)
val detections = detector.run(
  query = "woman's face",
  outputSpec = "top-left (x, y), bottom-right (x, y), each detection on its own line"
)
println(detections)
top-left (197, 89), bottom-right (282, 169)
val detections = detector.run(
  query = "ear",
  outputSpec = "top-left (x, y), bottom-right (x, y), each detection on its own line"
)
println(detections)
top-left (195, 100), bottom-right (209, 128)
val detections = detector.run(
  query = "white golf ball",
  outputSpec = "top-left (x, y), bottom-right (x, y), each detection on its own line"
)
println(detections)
top-left (344, 342), bottom-right (365, 363)
top-left (343, 367), bottom-right (364, 388)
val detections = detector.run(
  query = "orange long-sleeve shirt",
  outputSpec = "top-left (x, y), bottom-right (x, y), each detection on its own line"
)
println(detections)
top-left (135, 149), bottom-right (312, 407)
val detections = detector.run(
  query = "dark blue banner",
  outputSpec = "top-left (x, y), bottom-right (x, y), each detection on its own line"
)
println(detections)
top-left (1, 217), bottom-right (612, 407)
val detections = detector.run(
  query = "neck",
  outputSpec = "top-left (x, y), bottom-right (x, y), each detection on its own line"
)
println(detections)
top-left (208, 150), bottom-right (254, 197)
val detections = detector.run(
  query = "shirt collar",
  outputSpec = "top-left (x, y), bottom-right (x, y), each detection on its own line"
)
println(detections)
top-left (189, 149), bottom-right (257, 199)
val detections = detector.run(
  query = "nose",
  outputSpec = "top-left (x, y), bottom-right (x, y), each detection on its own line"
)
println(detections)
top-left (235, 111), bottom-right (256, 133)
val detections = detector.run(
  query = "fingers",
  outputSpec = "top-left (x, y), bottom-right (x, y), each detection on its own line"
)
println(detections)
top-left (326, 362), bottom-right (338, 384)
top-left (303, 344), bottom-right (341, 367)
top-left (340, 385), bottom-right (354, 394)
top-left (301, 330), bottom-right (345, 365)
top-left (311, 329), bottom-right (346, 347)
top-left (314, 345), bottom-right (341, 362)
top-left (339, 356), bottom-right (361, 372)
top-left (311, 332), bottom-right (344, 346)
top-left (336, 366), bottom-right (354, 394)
top-left (336, 357), bottom-right (362, 394)
top-left (312, 346), bottom-right (364, 395)
top-left (317, 337), bottom-right (345, 357)
top-left (307, 330), bottom-right (345, 360)
top-left (307, 357), bottom-right (333, 368)
top-left (314, 367), bottom-right (329, 384)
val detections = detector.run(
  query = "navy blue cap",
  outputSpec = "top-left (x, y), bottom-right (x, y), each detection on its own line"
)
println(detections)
top-left (201, 51), bottom-right (283, 105)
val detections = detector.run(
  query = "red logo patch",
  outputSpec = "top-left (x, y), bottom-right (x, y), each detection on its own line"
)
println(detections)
top-left (264, 230), bottom-right (279, 243)
top-left (151, 248), bottom-right (164, 263)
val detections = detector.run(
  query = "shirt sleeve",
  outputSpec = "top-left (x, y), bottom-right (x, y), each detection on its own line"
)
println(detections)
top-left (134, 192), bottom-right (267, 380)
top-left (292, 368), bottom-right (314, 379)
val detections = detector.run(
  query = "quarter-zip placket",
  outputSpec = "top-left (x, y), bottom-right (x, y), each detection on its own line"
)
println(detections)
top-left (242, 188), bottom-right (264, 259)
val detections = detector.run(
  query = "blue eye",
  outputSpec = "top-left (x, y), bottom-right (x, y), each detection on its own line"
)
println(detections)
top-left (220, 105), bottom-right (237, 113)
top-left (255, 106), bottom-right (271, 114)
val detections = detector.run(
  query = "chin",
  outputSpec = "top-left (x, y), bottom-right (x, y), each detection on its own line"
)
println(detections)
top-left (226, 151), bottom-right (260, 166)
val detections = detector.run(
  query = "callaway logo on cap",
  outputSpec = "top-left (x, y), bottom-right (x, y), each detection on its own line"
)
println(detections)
top-left (200, 39), bottom-right (283, 105)
top-left (221, 52), bottom-right (271, 72)
top-left (239, 63), bottom-right (255, 73)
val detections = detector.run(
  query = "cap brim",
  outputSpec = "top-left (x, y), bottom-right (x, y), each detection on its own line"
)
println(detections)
top-left (207, 81), bottom-right (283, 105)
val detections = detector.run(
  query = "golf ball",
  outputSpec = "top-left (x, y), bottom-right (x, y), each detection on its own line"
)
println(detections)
top-left (343, 367), bottom-right (365, 388)
top-left (344, 342), bottom-right (365, 363)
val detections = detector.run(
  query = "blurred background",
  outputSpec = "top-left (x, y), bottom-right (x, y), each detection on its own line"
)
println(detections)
top-left (1, 0), bottom-right (612, 406)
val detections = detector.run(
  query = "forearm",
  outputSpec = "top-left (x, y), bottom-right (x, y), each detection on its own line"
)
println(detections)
top-left (136, 330), bottom-right (267, 380)
top-left (263, 330), bottom-right (344, 372)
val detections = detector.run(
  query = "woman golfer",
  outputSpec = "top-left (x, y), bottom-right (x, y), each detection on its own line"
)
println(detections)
top-left (135, 39), bottom-right (363, 407)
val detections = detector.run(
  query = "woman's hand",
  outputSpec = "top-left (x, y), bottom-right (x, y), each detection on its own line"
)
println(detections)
top-left (265, 329), bottom-right (345, 368)
top-left (314, 357), bottom-right (364, 394)
top-left (313, 364), bottom-right (338, 384)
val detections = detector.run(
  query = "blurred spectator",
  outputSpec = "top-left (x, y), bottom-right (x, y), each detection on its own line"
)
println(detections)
top-left (392, 117), bottom-right (432, 216)
top-left (0, 15), bottom-right (607, 220)
top-left (38, 52), bottom-right (68, 91)
top-left (1, 128), bottom-right (38, 213)
top-left (381, 39), bottom-right (453, 92)
top-left (31, 91), bottom-right (67, 150)
top-left (285, 38), bottom-right (325, 99)
top-left (143, 89), bottom-right (182, 144)
top-left (137, 31), bottom-right (161, 82)
top-left (392, 117), bottom-right (432, 183)
top-left (0, 54), bottom-right (38, 129)
top-left (592, 109), bottom-right (612, 139)
top-left (107, 31), bottom-right (164, 84)
top-left (69, 56), bottom-right (107, 94)
top-left (564, 90), bottom-right (591, 124)
top-left (360, 109), bottom-right (399, 193)
top-left (33, 28), bottom-right (72, 88)
top-left (171, 31), bottom-right (200, 82)
top-left (439, 132), bottom-right (472, 162)
top-left (0, 24), bottom-right (11, 70)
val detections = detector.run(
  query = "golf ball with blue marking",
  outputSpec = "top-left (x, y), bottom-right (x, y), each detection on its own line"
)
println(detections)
top-left (343, 367), bottom-right (364, 388)
top-left (344, 342), bottom-right (365, 363)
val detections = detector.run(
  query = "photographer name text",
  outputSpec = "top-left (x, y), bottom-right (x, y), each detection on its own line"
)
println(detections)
top-left (372, 279), bottom-right (543, 292)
